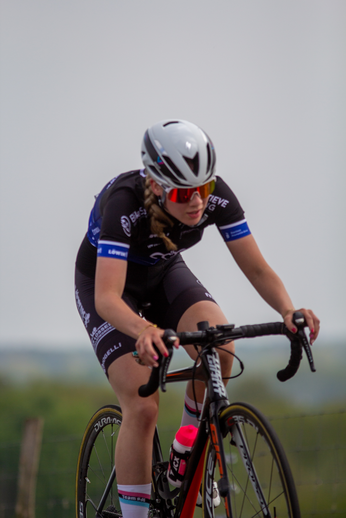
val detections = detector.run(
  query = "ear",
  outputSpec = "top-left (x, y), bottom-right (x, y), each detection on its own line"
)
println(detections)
top-left (149, 178), bottom-right (164, 197)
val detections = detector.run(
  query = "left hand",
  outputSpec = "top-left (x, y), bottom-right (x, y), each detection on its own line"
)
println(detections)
top-left (283, 308), bottom-right (320, 345)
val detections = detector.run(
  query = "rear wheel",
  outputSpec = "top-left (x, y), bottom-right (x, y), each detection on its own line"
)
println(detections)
top-left (76, 405), bottom-right (123, 518)
top-left (202, 402), bottom-right (300, 518)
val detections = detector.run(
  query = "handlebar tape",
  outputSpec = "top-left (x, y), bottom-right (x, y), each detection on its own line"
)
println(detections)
top-left (138, 367), bottom-right (160, 398)
top-left (138, 339), bottom-right (174, 398)
top-left (276, 338), bottom-right (303, 382)
top-left (240, 321), bottom-right (304, 382)
top-left (239, 322), bottom-right (284, 337)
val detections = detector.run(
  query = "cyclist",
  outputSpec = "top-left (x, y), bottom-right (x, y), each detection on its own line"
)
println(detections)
top-left (75, 119), bottom-right (320, 518)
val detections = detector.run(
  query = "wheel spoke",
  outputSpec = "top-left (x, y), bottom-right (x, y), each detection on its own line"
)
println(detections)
top-left (76, 406), bottom-right (123, 517)
top-left (204, 403), bottom-right (300, 518)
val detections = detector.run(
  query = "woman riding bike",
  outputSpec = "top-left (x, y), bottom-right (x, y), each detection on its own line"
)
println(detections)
top-left (74, 119), bottom-right (320, 518)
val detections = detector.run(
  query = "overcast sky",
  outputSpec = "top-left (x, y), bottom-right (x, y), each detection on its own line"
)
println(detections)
top-left (0, 0), bottom-right (345, 350)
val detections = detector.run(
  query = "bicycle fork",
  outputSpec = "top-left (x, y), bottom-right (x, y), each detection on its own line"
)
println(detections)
top-left (230, 422), bottom-right (271, 517)
top-left (202, 345), bottom-right (233, 518)
top-left (205, 418), bottom-right (232, 518)
top-left (204, 345), bottom-right (271, 518)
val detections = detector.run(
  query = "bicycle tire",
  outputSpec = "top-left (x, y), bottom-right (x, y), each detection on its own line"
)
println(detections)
top-left (201, 402), bottom-right (300, 518)
top-left (76, 405), bottom-right (168, 518)
top-left (76, 405), bottom-right (123, 518)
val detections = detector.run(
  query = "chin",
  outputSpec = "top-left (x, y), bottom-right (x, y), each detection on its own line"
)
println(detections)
top-left (185, 217), bottom-right (202, 226)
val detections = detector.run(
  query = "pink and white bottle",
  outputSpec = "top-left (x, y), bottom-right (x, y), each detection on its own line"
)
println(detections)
top-left (167, 425), bottom-right (198, 487)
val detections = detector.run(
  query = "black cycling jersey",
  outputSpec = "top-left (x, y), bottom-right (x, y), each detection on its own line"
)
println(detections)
top-left (76, 169), bottom-right (250, 278)
top-left (75, 169), bottom-right (251, 374)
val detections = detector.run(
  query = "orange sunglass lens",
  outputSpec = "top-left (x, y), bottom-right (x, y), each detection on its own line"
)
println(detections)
top-left (167, 180), bottom-right (215, 203)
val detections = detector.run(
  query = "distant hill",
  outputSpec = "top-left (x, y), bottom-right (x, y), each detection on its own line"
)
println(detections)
top-left (0, 338), bottom-right (345, 410)
top-left (0, 346), bottom-right (108, 385)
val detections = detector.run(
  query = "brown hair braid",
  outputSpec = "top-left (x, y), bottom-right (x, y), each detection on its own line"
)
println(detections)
top-left (143, 175), bottom-right (177, 252)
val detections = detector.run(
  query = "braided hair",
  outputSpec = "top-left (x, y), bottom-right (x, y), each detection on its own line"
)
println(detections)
top-left (143, 175), bottom-right (177, 252)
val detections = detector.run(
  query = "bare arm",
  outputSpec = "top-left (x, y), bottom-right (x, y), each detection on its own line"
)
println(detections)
top-left (227, 234), bottom-right (320, 343)
top-left (95, 257), bottom-right (142, 337)
top-left (94, 256), bottom-right (172, 365)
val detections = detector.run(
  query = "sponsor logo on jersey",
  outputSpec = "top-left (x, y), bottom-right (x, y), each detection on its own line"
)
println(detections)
top-left (91, 226), bottom-right (100, 236)
top-left (149, 248), bottom-right (186, 262)
top-left (121, 216), bottom-right (131, 237)
top-left (208, 195), bottom-right (230, 209)
top-left (147, 242), bottom-right (161, 249)
top-left (120, 208), bottom-right (147, 237)
top-left (129, 207), bottom-right (147, 224)
top-left (97, 240), bottom-right (130, 260)
top-left (219, 219), bottom-right (251, 242)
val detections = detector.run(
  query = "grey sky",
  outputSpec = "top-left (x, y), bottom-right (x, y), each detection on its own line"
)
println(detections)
top-left (0, 0), bottom-right (345, 348)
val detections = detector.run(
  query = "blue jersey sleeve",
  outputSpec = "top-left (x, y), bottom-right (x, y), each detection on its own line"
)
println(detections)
top-left (204, 177), bottom-right (251, 242)
top-left (218, 219), bottom-right (251, 242)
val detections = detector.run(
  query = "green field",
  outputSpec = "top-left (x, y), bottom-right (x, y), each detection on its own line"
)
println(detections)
top-left (0, 341), bottom-right (345, 517)
top-left (0, 375), bottom-right (345, 518)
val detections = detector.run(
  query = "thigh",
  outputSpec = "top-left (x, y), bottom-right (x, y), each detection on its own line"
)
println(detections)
top-left (178, 300), bottom-right (235, 366)
top-left (144, 256), bottom-right (220, 331)
top-left (177, 299), bottom-right (228, 332)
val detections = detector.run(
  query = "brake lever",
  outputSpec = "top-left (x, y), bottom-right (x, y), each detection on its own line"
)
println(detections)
top-left (159, 330), bottom-right (177, 392)
top-left (159, 343), bottom-right (174, 392)
top-left (293, 311), bottom-right (316, 373)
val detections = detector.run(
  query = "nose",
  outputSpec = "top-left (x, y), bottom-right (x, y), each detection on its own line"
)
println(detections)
top-left (189, 191), bottom-right (202, 203)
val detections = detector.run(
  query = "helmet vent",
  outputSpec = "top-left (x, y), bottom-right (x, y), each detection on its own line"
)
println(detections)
top-left (183, 154), bottom-right (199, 176)
top-left (206, 143), bottom-right (215, 177)
top-left (147, 165), bottom-right (162, 178)
top-left (163, 121), bottom-right (180, 127)
top-left (206, 144), bottom-right (211, 173)
top-left (163, 156), bottom-right (185, 180)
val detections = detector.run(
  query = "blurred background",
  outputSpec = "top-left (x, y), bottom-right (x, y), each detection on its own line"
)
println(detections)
top-left (0, 1), bottom-right (345, 517)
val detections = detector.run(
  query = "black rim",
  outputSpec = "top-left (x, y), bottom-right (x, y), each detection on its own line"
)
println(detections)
top-left (203, 403), bottom-right (300, 518)
top-left (76, 406), bottom-right (123, 518)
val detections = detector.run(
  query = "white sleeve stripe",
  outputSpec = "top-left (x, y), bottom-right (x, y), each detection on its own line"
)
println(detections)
top-left (219, 218), bottom-right (247, 230)
top-left (98, 240), bottom-right (130, 249)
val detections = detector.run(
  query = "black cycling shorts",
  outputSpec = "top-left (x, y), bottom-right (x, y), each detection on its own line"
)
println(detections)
top-left (74, 255), bottom-right (218, 376)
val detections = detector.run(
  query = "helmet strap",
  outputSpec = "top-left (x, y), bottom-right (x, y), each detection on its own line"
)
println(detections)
top-left (158, 190), bottom-right (166, 207)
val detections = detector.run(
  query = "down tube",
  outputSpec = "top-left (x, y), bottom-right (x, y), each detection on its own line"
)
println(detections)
top-left (175, 425), bottom-right (209, 518)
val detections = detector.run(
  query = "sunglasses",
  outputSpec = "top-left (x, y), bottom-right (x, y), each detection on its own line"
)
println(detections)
top-left (165, 179), bottom-right (216, 204)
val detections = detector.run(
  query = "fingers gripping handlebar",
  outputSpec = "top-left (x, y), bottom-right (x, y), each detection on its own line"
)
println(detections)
top-left (138, 340), bottom-right (175, 398)
top-left (138, 311), bottom-right (316, 397)
top-left (238, 311), bottom-right (316, 382)
top-left (278, 311), bottom-right (316, 381)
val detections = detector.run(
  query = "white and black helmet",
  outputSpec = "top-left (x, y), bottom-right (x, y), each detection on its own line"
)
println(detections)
top-left (141, 120), bottom-right (216, 189)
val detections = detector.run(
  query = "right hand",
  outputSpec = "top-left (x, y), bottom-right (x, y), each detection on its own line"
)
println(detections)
top-left (135, 325), bottom-right (179, 368)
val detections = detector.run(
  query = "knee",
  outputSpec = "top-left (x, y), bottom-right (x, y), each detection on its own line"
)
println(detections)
top-left (218, 341), bottom-right (235, 375)
top-left (123, 395), bottom-right (159, 431)
top-left (139, 397), bottom-right (159, 427)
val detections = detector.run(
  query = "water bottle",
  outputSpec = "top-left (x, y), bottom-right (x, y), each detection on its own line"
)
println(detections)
top-left (167, 425), bottom-right (198, 487)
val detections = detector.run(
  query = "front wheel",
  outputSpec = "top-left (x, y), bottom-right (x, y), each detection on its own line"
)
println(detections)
top-left (202, 402), bottom-right (300, 518)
